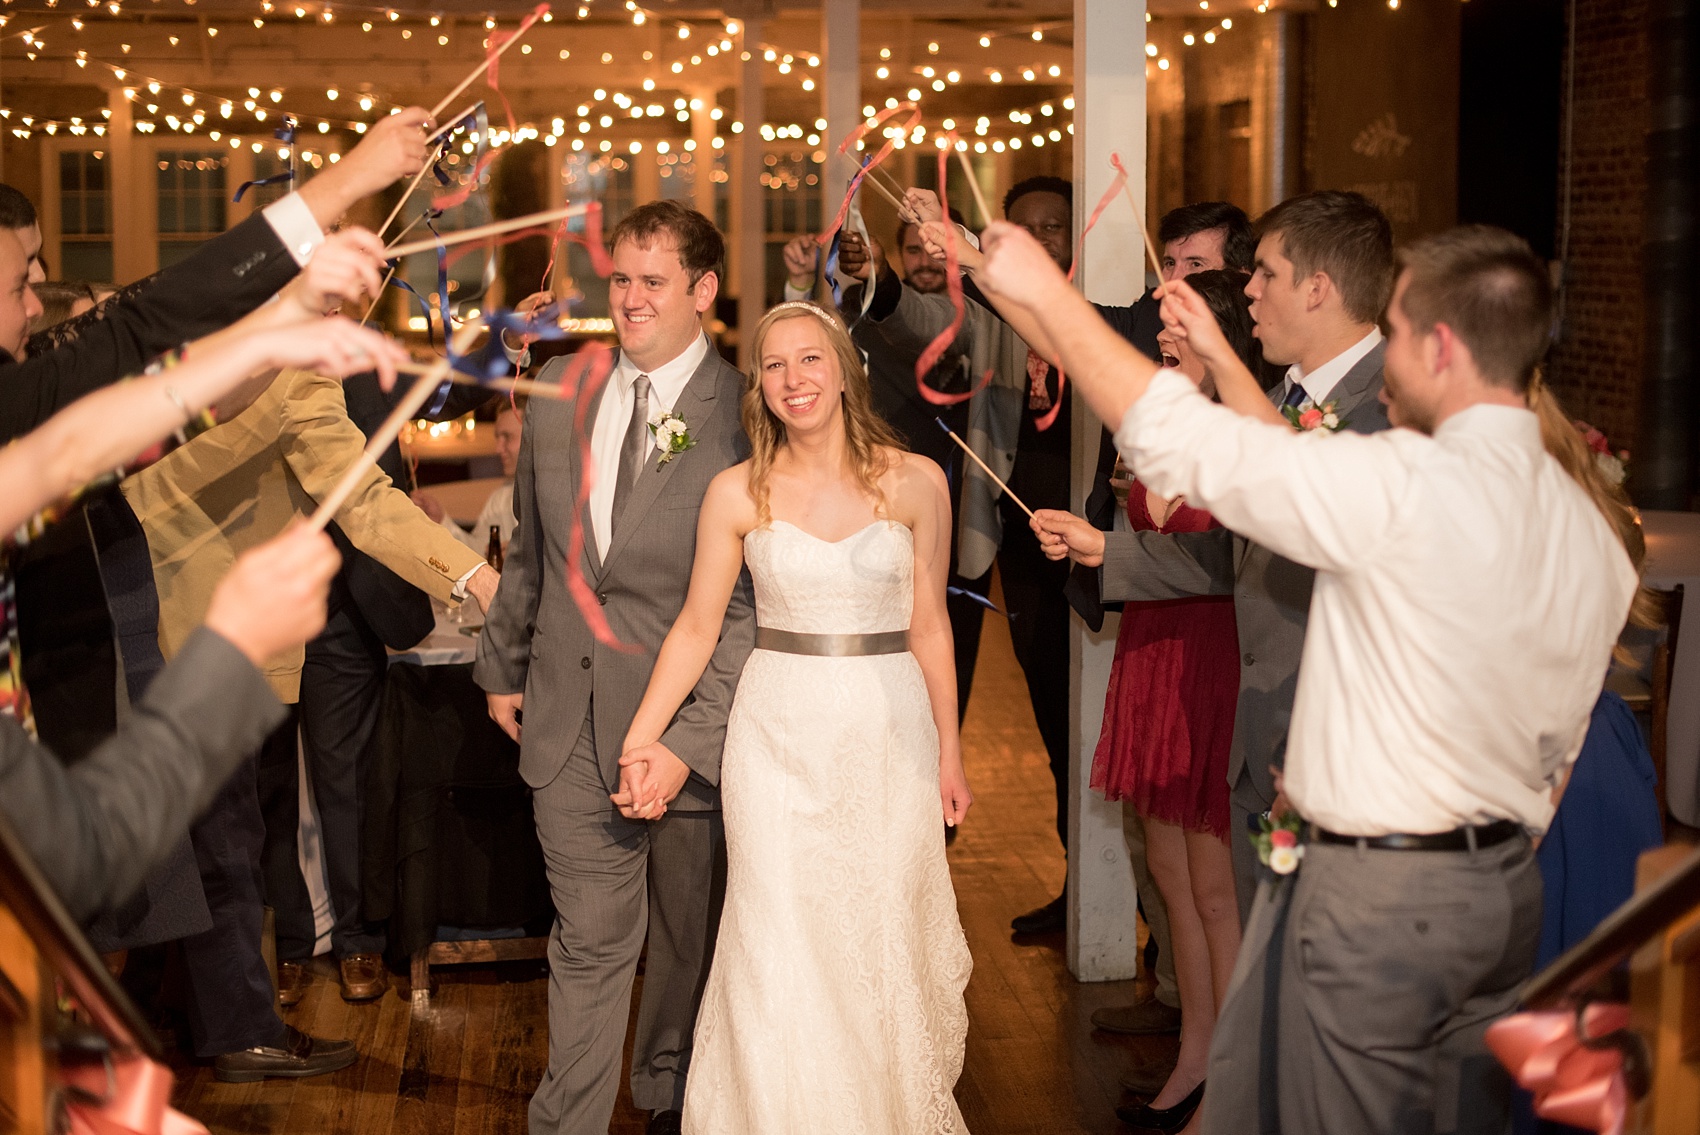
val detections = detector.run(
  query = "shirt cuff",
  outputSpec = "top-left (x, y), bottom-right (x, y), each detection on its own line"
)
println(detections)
top-left (450, 560), bottom-right (485, 600)
top-left (782, 281), bottom-right (812, 302)
top-left (261, 193), bottom-right (325, 267)
top-left (501, 330), bottom-right (531, 369)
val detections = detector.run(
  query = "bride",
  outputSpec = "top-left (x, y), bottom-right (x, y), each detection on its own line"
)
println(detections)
top-left (617, 299), bottom-right (975, 1134)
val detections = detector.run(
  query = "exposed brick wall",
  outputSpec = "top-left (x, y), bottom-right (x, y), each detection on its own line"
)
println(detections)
top-left (1547, 0), bottom-right (1648, 452)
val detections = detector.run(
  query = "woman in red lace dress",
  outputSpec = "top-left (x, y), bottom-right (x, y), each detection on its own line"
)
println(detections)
top-left (1032, 270), bottom-right (1258, 1131)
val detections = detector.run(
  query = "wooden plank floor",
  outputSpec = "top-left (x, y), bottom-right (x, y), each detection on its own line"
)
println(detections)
top-left (168, 600), bottom-right (1175, 1133)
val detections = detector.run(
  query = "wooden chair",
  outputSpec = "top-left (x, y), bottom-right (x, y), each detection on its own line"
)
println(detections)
top-left (1649, 586), bottom-right (1686, 837)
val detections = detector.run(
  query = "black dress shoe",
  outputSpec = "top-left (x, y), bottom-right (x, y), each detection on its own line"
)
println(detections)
top-left (647, 1110), bottom-right (683, 1135)
top-left (213, 1024), bottom-right (358, 1083)
top-left (1115, 1079), bottom-right (1205, 1132)
top-left (1010, 892), bottom-right (1066, 934)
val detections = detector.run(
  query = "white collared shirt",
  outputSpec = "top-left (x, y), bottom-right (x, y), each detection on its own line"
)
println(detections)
top-left (260, 193), bottom-right (326, 267)
top-left (1115, 370), bottom-right (1637, 836)
top-left (590, 332), bottom-right (710, 557)
top-left (1283, 326), bottom-right (1383, 405)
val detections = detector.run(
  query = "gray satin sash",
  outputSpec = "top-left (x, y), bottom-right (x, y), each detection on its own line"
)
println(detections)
top-left (754, 627), bottom-right (910, 657)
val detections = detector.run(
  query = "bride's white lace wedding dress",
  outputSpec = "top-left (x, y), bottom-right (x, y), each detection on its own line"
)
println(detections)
top-left (683, 518), bottom-right (972, 1135)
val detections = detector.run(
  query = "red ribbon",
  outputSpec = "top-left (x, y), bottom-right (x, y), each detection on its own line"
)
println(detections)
top-left (818, 102), bottom-right (923, 247)
top-left (61, 1054), bottom-right (206, 1135)
top-left (1027, 155), bottom-right (1133, 432)
top-left (910, 135), bottom-right (989, 410)
top-left (1485, 1003), bottom-right (1632, 1135)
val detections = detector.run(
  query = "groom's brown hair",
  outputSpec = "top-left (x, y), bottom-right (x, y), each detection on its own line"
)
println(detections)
top-left (607, 200), bottom-right (725, 290)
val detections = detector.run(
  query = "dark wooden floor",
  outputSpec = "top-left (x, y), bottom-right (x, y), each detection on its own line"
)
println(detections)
top-left (169, 604), bottom-right (1173, 1133)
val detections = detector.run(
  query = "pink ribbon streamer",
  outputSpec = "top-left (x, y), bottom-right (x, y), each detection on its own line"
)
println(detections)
top-left (1028, 155), bottom-right (1133, 432)
top-left (1485, 1003), bottom-right (1633, 1135)
top-left (911, 135), bottom-right (989, 410)
top-left (61, 1054), bottom-right (206, 1135)
top-left (817, 102), bottom-right (923, 247)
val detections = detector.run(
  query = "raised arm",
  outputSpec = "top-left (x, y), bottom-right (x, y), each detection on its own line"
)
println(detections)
top-left (895, 454), bottom-right (973, 826)
top-left (0, 316), bottom-right (404, 535)
top-left (618, 466), bottom-right (755, 815)
top-left (1159, 277), bottom-right (1285, 426)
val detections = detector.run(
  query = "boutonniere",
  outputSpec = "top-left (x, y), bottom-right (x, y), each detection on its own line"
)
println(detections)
top-left (1283, 399), bottom-right (1343, 433)
top-left (648, 410), bottom-right (696, 467)
top-left (1251, 811), bottom-right (1306, 877)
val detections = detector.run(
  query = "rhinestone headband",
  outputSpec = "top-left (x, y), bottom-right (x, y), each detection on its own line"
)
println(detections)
top-left (767, 300), bottom-right (841, 327)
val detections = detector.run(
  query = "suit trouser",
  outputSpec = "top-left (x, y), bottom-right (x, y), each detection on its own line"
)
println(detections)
top-left (530, 714), bottom-right (727, 1134)
top-left (1229, 770), bottom-right (1274, 927)
top-left (1201, 834), bottom-right (1541, 1135)
top-left (181, 748), bottom-right (287, 1057)
top-left (996, 501), bottom-right (1074, 850)
top-left (947, 568), bottom-right (989, 723)
top-left (258, 595), bottom-right (389, 961)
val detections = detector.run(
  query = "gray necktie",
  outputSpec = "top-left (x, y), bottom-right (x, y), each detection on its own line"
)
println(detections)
top-left (612, 373), bottom-right (651, 535)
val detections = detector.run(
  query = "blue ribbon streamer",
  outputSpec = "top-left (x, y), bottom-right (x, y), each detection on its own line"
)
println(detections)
top-left (232, 118), bottom-right (298, 202)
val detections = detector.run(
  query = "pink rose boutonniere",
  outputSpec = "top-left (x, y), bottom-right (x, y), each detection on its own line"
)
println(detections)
top-left (1251, 812), bottom-right (1306, 877)
top-left (1284, 399), bottom-right (1343, 433)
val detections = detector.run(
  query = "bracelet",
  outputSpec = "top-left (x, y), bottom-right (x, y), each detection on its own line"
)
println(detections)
top-left (162, 383), bottom-right (192, 420)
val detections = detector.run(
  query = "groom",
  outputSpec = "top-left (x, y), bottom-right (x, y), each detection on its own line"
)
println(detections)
top-left (476, 200), bottom-right (755, 1135)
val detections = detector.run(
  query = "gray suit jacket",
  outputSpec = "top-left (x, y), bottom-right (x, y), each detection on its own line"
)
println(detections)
top-left (474, 339), bottom-right (756, 808)
top-left (1098, 344), bottom-right (1391, 809)
top-left (0, 627), bottom-right (286, 922)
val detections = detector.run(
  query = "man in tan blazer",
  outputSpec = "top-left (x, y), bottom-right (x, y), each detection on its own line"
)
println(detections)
top-left (122, 364), bottom-right (497, 1081)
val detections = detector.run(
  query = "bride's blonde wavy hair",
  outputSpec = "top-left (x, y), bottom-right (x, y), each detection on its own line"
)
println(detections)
top-left (741, 301), bottom-right (904, 526)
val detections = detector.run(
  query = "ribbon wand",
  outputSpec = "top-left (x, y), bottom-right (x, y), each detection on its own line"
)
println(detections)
top-left (308, 319), bottom-right (486, 531)
top-left (429, 3), bottom-right (549, 120)
top-left (935, 417), bottom-right (1033, 519)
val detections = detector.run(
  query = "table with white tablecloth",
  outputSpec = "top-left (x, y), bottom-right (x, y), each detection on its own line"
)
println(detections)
top-left (1640, 510), bottom-right (1700, 827)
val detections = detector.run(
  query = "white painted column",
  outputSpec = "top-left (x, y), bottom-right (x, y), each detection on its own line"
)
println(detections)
top-left (690, 85), bottom-right (717, 224)
top-left (734, 20), bottom-right (766, 364)
top-left (107, 87), bottom-right (152, 285)
top-left (1068, 0), bottom-right (1148, 983)
top-left (820, 0), bottom-right (859, 229)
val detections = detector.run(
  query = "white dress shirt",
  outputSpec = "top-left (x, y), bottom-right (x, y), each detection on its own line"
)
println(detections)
top-left (590, 333), bottom-right (709, 558)
top-left (260, 193), bottom-right (326, 268)
top-left (443, 481), bottom-right (517, 555)
top-left (1116, 370), bottom-right (1637, 836)
top-left (1282, 326), bottom-right (1383, 405)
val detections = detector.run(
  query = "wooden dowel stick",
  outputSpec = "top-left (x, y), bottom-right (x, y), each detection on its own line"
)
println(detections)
top-left (855, 168), bottom-right (918, 225)
top-left (954, 147), bottom-right (994, 229)
top-left (359, 209), bottom-right (434, 326)
top-left (308, 320), bottom-right (486, 531)
top-left (375, 161), bottom-right (435, 242)
top-left (398, 360), bottom-right (566, 400)
top-left (935, 417), bottom-right (1033, 519)
top-left (1118, 179), bottom-right (1166, 285)
top-left (428, 10), bottom-right (543, 121)
top-left (385, 203), bottom-right (586, 260)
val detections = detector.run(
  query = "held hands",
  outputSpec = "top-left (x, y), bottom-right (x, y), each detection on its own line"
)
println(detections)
top-left (1030, 509), bottom-right (1106, 567)
top-left (782, 235), bottom-right (820, 290)
top-left (613, 741), bottom-right (692, 821)
top-left (204, 525), bottom-right (342, 666)
top-left (975, 222), bottom-right (1069, 311)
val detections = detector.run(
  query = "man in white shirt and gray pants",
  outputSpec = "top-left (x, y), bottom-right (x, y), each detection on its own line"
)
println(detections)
top-left (975, 221), bottom-right (1637, 1132)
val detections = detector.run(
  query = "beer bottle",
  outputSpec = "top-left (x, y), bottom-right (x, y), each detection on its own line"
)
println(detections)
top-left (486, 525), bottom-right (504, 573)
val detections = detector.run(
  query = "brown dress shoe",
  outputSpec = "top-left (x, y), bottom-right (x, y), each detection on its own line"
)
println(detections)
top-left (339, 953), bottom-right (388, 1002)
top-left (1091, 998), bottom-right (1183, 1035)
top-left (213, 1024), bottom-right (357, 1083)
top-left (277, 960), bottom-right (307, 1007)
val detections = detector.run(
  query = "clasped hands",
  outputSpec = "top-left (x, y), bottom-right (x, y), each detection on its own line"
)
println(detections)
top-left (612, 741), bottom-right (692, 822)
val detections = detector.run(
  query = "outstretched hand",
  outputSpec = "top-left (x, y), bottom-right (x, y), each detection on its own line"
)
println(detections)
top-left (836, 231), bottom-right (885, 282)
top-left (247, 316), bottom-right (409, 389)
top-left (286, 227), bottom-right (389, 317)
top-left (975, 222), bottom-right (1069, 311)
top-left (1030, 509), bottom-right (1106, 567)
top-left (918, 220), bottom-right (984, 272)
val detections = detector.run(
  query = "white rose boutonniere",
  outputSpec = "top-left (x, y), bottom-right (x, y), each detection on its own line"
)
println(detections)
top-left (648, 410), bottom-right (696, 467)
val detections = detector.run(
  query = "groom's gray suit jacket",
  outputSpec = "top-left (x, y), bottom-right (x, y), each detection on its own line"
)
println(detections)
top-left (1098, 344), bottom-right (1390, 814)
top-left (474, 339), bottom-right (756, 809)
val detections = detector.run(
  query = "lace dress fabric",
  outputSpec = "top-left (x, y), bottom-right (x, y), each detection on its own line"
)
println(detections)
top-left (683, 520), bottom-right (972, 1135)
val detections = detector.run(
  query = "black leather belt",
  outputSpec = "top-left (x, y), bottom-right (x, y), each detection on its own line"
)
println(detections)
top-left (1310, 818), bottom-right (1523, 852)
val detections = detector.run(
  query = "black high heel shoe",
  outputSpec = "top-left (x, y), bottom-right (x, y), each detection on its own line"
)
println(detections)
top-left (1114, 1079), bottom-right (1205, 1132)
